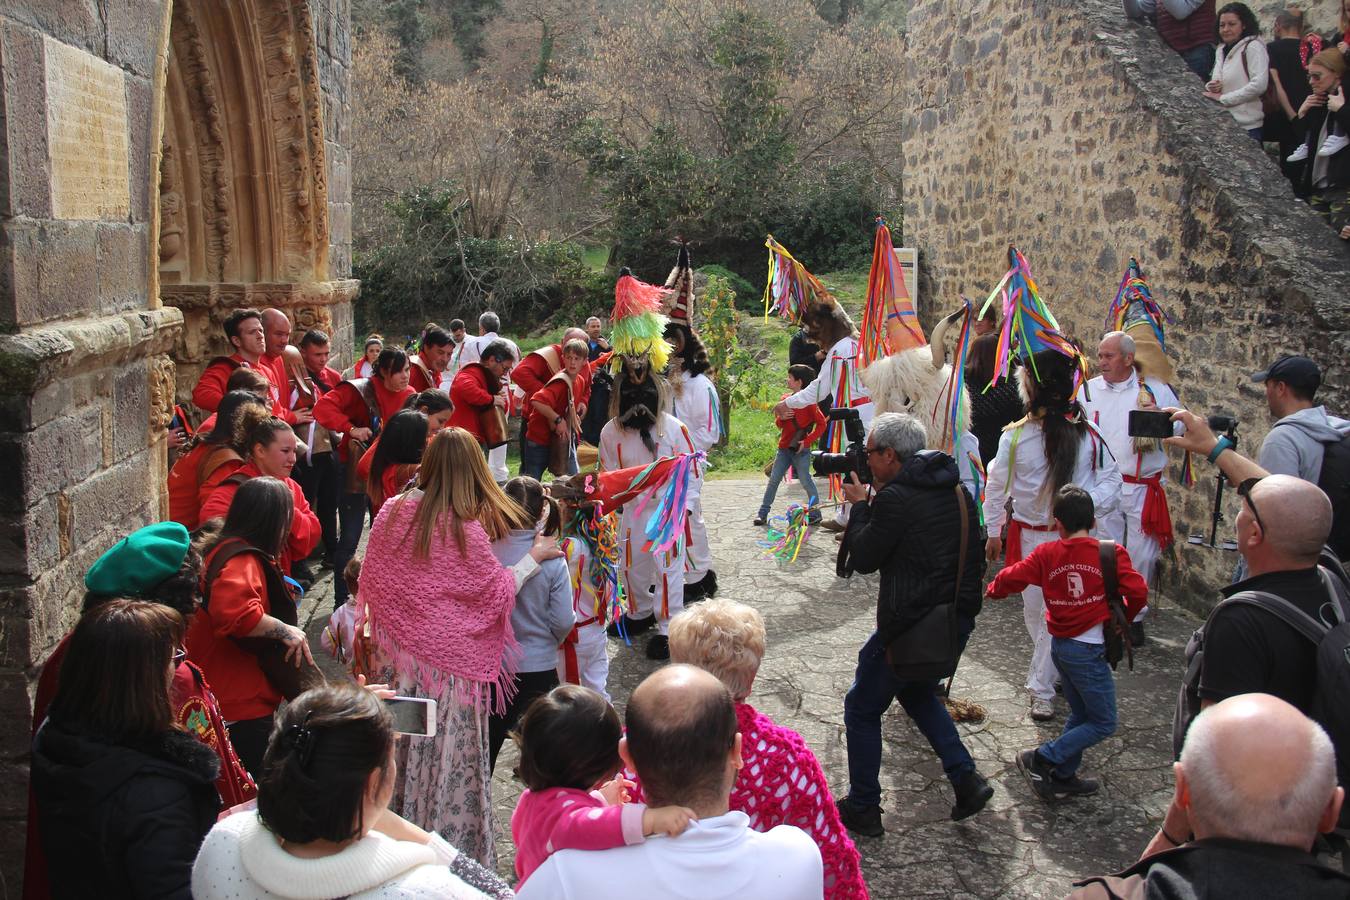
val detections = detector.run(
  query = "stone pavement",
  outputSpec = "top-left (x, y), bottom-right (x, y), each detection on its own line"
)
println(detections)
top-left (302, 478), bottom-right (1199, 899)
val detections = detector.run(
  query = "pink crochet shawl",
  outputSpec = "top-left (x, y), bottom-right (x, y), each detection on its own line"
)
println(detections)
top-left (629, 702), bottom-right (868, 899)
top-left (360, 494), bottom-right (519, 713)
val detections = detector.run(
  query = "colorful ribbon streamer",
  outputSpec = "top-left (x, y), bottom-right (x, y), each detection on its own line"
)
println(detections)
top-left (762, 235), bottom-right (834, 324)
top-left (859, 217), bottom-right (925, 369)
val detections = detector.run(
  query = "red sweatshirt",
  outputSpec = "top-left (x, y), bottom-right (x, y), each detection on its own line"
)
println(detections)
top-left (312, 378), bottom-right (414, 461)
top-left (448, 363), bottom-right (497, 443)
top-left (986, 536), bottom-right (1148, 638)
top-left (187, 549), bottom-right (284, 721)
top-left (192, 354), bottom-right (288, 420)
top-left (775, 392), bottom-right (828, 450)
top-left (198, 463), bottom-right (320, 574)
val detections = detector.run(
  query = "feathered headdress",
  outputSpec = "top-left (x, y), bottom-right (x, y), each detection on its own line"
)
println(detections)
top-left (609, 267), bottom-right (672, 375)
top-left (859, 216), bottom-right (926, 368)
top-left (1106, 258), bottom-right (1176, 384)
top-left (662, 240), bottom-right (696, 324)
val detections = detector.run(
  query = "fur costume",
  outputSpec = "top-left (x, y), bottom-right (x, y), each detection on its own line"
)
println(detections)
top-left (858, 307), bottom-right (969, 452)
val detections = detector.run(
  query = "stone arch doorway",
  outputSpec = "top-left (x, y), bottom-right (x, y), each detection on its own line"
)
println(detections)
top-left (154, 0), bottom-right (356, 405)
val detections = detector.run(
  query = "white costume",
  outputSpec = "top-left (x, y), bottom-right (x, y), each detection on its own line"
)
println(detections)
top-left (783, 335), bottom-right (873, 524)
top-left (455, 331), bottom-right (518, 482)
top-left (516, 811), bottom-right (823, 900)
top-left (599, 413), bottom-right (696, 636)
top-left (1081, 372), bottom-right (1179, 614)
top-left (983, 418), bottom-right (1122, 702)
top-left (672, 370), bottom-right (721, 586)
top-left (558, 535), bottom-right (611, 700)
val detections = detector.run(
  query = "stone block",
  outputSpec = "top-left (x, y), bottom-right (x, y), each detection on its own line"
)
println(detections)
top-left (111, 364), bottom-right (148, 462)
top-left (5, 405), bottom-right (105, 512)
top-left (0, 218), bottom-right (99, 327)
top-left (104, 0), bottom-right (165, 78)
top-left (97, 222), bottom-right (148, 313)
top-left (0, 495), bottom-right (60, 578)
top-left (123, 73), bottom-right (154, 224)
top-left (0, 18), bottom-right (54, 219)
top-left (67, 449), bottom-right (151, 548)
top-left (0, 1), bottom-right (102, 57)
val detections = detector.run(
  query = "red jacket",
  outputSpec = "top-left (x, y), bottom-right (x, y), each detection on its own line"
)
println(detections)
top-left (198, 463), bottom-right (320, 574)
top-left (187, 549), bottom-right (284, 721)
top-left (449, 363), bottom-right (497, 443)
top-left (514, 345), bottom-right (561, 406)
top-left (986, 536), bottom-right (1148, 638)
top-left (312, 378), bottom-right (414, 461)
top-left (167, 442), bottom-right (245, 529)
top-left (526, 378), bottom-right (574, 446)
top-left (192, 353), bottom-right (291, 421)
top-left (775, 394), bottom-right (828, 450)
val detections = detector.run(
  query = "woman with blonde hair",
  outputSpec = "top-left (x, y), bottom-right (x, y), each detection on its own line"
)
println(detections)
top-left (662, 599), bottom-right (869, 900)
top-left (359, 426), bottom-right (561, 867)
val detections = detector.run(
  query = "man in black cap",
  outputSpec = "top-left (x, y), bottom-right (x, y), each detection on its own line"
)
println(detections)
top-left (1252, 355), bottom-right (1349, 484)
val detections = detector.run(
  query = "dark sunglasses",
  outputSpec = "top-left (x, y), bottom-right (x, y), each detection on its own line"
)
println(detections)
top-left (1237, 477), bottom-right (1265, 533)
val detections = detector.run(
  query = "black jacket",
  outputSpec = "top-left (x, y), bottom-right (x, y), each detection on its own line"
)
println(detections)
top-left (31, 719), bottom-right (221, 900)
top-left (844, 450), bottom-right (984, 644)
top-left (1295, 102), bottom-right (1350, 194)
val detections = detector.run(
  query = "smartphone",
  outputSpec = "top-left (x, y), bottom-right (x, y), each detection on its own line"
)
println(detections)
top-left (1127, 409), bottom-right (1175, 439)
top-left (384, 696), bottom-right (437, 737)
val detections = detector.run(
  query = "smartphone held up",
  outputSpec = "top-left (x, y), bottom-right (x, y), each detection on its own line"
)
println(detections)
top-left (384, 696), bottom-right (437, 737)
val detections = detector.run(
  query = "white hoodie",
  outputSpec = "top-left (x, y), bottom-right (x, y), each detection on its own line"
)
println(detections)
top-left (1211, 37), bottom-right (1269, 131)
top-left (1258, 406), bottom-right (1350, 483)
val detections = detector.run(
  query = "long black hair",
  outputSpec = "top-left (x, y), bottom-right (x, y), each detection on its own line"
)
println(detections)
top-left (215, 476), bottom-right (293, 558)
top-left (1019, 350), bottom-right (1091, 501)
top-left (403, 388), bottom-right (453, 416)
top-left (664, 322), bottom-right (711, 377)
top-left (369, 410), bottom-right (428, 494)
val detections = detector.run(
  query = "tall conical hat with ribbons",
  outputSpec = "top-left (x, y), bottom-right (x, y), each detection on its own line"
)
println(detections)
top-left (1106, 258), bottom-right (1176, 384)
top-left (662, 241), bottom-right (696, 324)
top-left (859, 217), bottom-right (926, 368)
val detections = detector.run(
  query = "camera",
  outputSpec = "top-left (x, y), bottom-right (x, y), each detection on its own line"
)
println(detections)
top-left (1207, 414), bottom-right (1239, 437)
top-left (811, 408), bottom-right (871, 485)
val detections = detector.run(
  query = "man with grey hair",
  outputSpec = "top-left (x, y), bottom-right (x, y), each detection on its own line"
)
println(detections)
top-left (1080, 329), bottom-right (1180, 644)
top-left (1071, 693), bottom-right (1349, 897)
top-left (835, 412), bottom-right (991, 836)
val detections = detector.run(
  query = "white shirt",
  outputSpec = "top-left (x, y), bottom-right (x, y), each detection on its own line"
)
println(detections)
top-left (673, 371), bottom-right (721, 453)
top-left (983, 417), bottom-right (1122, 529)
top-left (1080, 372), bottom-right (1179, 481)
top-left (599, 413), bottom-right (695, 471)
top-left (783, 336), bottom-right (871, 413)
top-left (516, 810), bottom-right (823, 900)
top-left (191, 809), bottom-right (493, 900)
top-left (956, 430), bottom-right (982, 502)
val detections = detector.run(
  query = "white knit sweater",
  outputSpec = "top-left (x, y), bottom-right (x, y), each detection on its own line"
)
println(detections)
top-left (1211, 37), bottom-right (1269, 130)
top-left (191, 810), bottom-right (503, 899)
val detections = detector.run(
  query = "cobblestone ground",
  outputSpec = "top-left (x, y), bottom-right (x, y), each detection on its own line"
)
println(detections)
top-left (304, 478), bottom-right (1196, 899)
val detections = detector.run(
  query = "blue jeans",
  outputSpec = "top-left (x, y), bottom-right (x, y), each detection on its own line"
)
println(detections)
top-left (844, 618), bottom-right (976, 807)
top-left (519, 438), bottom-right (578, 480)
top-left (757, 447), bottom-right (818, 518)
top-left (1247, 127), bottom-right (1263, 142)
top-left (333, 479), bottom-right (368, 606)
top-left (1039, 637), bottom-right (1117, 777)
top-left (1178, 43), bottom-right (1214, 80)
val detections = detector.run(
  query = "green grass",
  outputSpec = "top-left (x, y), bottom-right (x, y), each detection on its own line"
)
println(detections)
top-left (581, 245), bottom-right (610, 272)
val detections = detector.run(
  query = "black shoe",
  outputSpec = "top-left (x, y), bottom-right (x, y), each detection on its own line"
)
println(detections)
top-left (836, 797), bottom-right (884, 837)
top-left (607, 613), bottom-right (656, 638)
top-left (291, 561), bottom-right (315, 591)
top-left (645, 634), bottom-right (670, 660)
top-left (702, 570), bottom-right (718, 598)
top-left (753, 515), bottom-right (767, 526)
top-left (1050, 772), bottom-right (1100, 797)
top-left (1129, 623), bottom-right (1146, 646)
top-left (684, 579), bottom-right (708, 605)
top-left (951, 769), bottom-right (994, 821)
top-left (1017, 749), bottom-right (1060, 802)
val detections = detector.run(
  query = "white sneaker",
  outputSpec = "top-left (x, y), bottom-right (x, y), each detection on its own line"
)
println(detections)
top-left (1030, 697), bottom-right (1056, 721)
top-left (1317, 134), bottom-right (1349, 157)
top-left (1286, 143), bottom-right (1310, 163)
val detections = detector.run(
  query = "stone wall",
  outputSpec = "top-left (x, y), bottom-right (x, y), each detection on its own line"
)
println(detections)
top-left (0, 0), bottom-right (354, 889)
top-left (901, 0), bottom-right (1350, 613)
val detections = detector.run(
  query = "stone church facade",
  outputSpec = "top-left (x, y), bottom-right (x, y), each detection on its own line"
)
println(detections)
top-left (0, 0), bottom-right (354, 887)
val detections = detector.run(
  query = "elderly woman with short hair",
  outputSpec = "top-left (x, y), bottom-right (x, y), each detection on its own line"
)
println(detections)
top-left (667, 599), bottom-right (869, 900)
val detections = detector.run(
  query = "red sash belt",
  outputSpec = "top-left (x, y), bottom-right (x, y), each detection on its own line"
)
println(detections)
top-left (560, 617), bottom-right (600, 684)
top-left (848, 396), bottom-right (871, 408)
top-left (1123, 473), bottom-right (1174, 551)
top-left (1005, 519), bottom-right (1056, 565)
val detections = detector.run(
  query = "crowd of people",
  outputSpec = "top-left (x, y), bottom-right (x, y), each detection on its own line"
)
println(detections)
top-left (1125, 1), bottom-right (1350, 240)
top-left (22, 282), bottom-right (1350, 900)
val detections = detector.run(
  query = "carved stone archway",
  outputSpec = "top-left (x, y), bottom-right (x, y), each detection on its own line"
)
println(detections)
top-left (157, 0), bottom-right (357, 401)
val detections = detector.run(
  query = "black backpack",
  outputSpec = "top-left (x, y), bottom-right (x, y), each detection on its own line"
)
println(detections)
top-left (1315, 431), bottom-right (1350, 562)
top-left (1174, 566), bottom-right (1350, 823)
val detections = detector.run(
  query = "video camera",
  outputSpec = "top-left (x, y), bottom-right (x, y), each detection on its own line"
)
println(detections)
top-left (811, 408), bottom-right (871, 485)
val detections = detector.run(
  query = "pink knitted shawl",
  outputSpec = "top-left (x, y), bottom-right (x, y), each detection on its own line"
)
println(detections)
top-left (629, 702), bottom-right (869, 899)
top-left (360, 494), bottom-right (519, 713)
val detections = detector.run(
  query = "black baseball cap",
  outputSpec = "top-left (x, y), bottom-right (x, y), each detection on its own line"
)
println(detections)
top-left (1250, 355), bottom-right (1320, 393)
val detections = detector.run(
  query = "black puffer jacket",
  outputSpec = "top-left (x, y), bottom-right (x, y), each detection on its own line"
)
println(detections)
top-left (31, 719), bottom-right (221, 900)
top-left (843, 450), bottom-right (985, 644)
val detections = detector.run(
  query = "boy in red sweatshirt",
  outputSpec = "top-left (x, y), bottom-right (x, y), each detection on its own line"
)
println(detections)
top-left (986, 484), bottom-right (1147, 801)
top-left (755, 365), bottom-right (829, 527)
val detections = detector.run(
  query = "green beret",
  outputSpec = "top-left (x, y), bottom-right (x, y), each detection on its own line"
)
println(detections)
top-left (85, 522), bottom-right (191, 597)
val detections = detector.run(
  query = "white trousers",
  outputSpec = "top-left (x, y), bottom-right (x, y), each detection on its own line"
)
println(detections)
top-left (685, 492), bottom-right (712, 584)
top-left (620, 509), bottom-right (684, 635)
top-left (1101, 482), bottom-right (1156, 622)
top-left (1019, 527), bottom-right (1062, 701)
top-left (557, 621), bottom-right (610, 701)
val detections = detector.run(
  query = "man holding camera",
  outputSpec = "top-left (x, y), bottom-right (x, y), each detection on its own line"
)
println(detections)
top-left (1081, 331), bottom-right (1180, 643)
top-left (835, 413), bottom-right (992, 837)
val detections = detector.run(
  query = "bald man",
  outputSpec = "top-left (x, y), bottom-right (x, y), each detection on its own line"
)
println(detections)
top-left (1072, 694), bottom-right (1349, 897)
top-left (260, 308), bottom-right (311, 426)
top-left (518, 665), bottom-right (824, 900)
